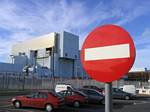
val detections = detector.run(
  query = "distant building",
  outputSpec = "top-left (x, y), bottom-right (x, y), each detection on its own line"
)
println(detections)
top-left (126, 68), bottom-right (150, 81)
top-left (0, 31), bottom-right (86, 78)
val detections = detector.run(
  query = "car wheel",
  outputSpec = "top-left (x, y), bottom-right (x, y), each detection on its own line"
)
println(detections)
top-left (45, 104), bottom-right (53, 112)
top-left (14, 101), bottom-right (21, 108)
top-left (125, 96), bottom-right (130, 100)
top-left (73, 101), bottom-right (80, 108)
top-left (101, 99), bottom-right (105, 105)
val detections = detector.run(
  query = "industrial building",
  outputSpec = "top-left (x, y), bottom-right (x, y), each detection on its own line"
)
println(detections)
top-left (0, 31), bottom-right (149, 82)
top-left (127, 68), bottom-right (150, 82)
top-left (0, 31), bottom-right (86, 78)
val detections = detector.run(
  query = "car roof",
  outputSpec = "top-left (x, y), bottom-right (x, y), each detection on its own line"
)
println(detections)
top-left (56, 83), bottom-right (72, 86)
top-left (83, 85), bottom-right (98, 87)
top-left (80, 88), bottom-right (104, 95)
top-left (83, 85), bottom-right (103, 89)
top-left (80, 88), bottom-right (100, 92)
top-left (32, 90), bottom-right (56, 94)
top-left (59, 89), bottom-right (81, 93)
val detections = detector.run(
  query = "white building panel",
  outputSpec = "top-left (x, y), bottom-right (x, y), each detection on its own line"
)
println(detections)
top-left (12, 33), bottom-right (56, 55)
top-left (60, 31), bottom-right (79, 59)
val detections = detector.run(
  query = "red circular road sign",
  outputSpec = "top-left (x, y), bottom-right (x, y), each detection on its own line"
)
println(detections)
top-left (81, 24), bottom-right (136, 83)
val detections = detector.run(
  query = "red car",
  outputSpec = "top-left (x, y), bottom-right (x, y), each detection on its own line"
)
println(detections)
top-left (11, 91), bottom-right (64, 112)
top-left (58, 89), bottom-right (87, 107)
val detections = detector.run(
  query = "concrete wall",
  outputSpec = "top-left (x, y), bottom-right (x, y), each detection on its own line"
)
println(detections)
top-left (59, 58), bottom-right (74, 77)
top-left (14, 55), bottom-right (28, 66)
top-left (59, 31), bottom-right (79, 59)
top-left (0, 63), bottom-right (23, 73)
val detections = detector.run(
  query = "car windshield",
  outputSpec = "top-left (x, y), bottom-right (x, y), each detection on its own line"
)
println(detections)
top-left (26, 92), bottom-right (38, 98)
top-left (113, 88), bottom-right (123, 93)
top-left (50, 91), bottom-right (62, 97)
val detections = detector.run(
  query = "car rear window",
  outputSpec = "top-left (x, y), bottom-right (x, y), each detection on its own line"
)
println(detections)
top-left (76, 91), bottom-right (87, 97)
top-left (38, 92), bottom-right (48, 99)
top-left (50, 91), bottom-right (62, 97)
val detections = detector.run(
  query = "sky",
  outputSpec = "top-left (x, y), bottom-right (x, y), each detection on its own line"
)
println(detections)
top-left (0, 0), bottom-right (150, 69)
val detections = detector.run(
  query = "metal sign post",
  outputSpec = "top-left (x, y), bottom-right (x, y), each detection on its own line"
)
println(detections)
top-left (105, 82), bottom-right (112, 112)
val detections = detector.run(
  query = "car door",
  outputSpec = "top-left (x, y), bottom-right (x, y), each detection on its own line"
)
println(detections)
top-left (65, 90), bottom-right (76, 104)
top-left (23, 92), bottom-right (39, 107)
top-left (20, 95), bottom-right (33, 107)
top-left (117, 89), bottom-right (127, 99)
top-left (32, 92), bottom-right (48, 108)
top-left (87, 90), bottom-right (100, 103)
top-left (81, 90), bottom-right (90, 102)
top-left (113, 88), bottom-right (123, 99)
top-left (113, 88), bottom-right (119, 99)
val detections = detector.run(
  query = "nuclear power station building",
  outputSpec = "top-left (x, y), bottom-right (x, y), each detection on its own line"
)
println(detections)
top-left (0, 31), bottom-right (86, 78)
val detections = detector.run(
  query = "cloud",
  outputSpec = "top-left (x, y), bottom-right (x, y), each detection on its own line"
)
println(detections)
top-left (0, 0), bottom-right (111, 62)
top-left (133, 47), bottom-right (150, 69)
top-left (135, 28), bottom-right (150, 48)
top-left (0, 32), bottom-right (33, 62)
top-left (133, 28), bottom-right (150, 69)
top-left (113, 0), bottom-right (150, 25)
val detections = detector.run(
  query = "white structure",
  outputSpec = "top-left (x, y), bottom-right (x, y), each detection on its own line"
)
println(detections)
top-left (0, 31), bottom-right (86, 78)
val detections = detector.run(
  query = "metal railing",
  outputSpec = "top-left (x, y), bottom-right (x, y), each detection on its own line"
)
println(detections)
top-left (0, 72), bottom-right (149, 91)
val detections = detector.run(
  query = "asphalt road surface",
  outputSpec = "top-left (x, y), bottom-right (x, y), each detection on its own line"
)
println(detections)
top-left (0, 95), bottom-right (150, 112)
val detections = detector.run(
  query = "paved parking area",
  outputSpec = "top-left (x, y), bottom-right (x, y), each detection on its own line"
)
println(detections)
top-left (0, 95), bottom-right (150, 112)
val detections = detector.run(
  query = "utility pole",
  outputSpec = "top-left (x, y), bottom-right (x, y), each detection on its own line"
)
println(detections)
top-left (52, 47), bottom-right (55, 88)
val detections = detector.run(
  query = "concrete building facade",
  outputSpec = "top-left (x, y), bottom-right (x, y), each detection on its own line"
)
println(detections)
top-left (0, 31), bottom-right (86, 78)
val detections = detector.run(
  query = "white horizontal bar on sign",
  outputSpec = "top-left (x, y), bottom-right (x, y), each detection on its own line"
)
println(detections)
top-left (84, 44), bottom-right (130, 61)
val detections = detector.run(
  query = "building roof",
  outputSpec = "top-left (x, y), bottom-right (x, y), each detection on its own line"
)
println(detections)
top-left (12, 32), bottom-right (56, 55)
top-left (129, 68), bottom-right (149, 73)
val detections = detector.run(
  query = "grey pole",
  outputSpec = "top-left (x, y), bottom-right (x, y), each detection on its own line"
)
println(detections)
top-left (105, 82), bottom-right (113, 112)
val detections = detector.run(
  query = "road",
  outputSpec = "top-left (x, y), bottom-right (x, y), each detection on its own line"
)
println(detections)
top-left (0, 95), bottom-right (150, 112)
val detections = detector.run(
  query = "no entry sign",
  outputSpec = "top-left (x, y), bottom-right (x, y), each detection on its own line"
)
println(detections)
top-left (81, 24), bottom-right (135, 82)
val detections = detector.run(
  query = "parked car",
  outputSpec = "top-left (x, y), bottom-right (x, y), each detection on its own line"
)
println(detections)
top-left (58, 89), bottom-right (87, 107)
top-left (136, 87), bottom-right (140, 94)
top-left (138, 86), bottom-right (150, 95)
top-left (79, 88), bottom-right (105, 104)
top-left (112, 88), bottom-right (134, 100)
top-left (83, 85), bottom-right (103, 93)
top-left (11, 91), bottom-right (64, 112)
top-left (55, 84), bottom-right (74, 93)
top-left (122, 85), bottom-right (136, 95)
